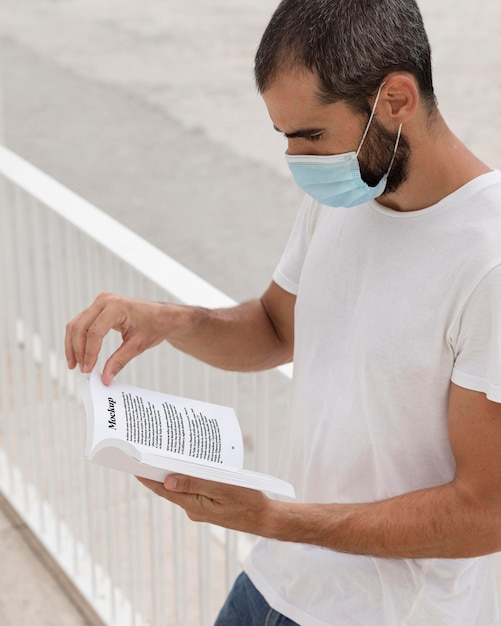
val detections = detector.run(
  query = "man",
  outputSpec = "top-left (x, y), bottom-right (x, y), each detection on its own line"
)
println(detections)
top-left (65, 0), bottom-right (501, 624)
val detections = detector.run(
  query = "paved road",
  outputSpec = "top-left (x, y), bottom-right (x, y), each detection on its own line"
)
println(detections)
top-left (0, 0), bottom-right (500, 302)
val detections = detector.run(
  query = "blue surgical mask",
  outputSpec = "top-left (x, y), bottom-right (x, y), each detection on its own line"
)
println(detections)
top-left (285, 84), bottom-right (402, 208)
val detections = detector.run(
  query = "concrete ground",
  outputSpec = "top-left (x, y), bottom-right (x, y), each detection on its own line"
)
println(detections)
top-left (0, 0), bottom-right (501, 624)
top-left (0, 494), bottom-right (98, 626)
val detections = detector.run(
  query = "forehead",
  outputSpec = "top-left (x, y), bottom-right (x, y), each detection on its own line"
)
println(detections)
top-left (261, 70), bottom-right (357, 134)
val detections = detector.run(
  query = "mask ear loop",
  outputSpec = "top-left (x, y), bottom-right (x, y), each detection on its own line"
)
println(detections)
top-left (385, 123), bottom-right (402, 176)
top-left (356, 81), bottom-right (386, 158)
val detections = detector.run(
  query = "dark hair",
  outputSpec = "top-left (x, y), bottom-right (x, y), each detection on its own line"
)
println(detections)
top-left (255, 0), bottom-right (436, 113)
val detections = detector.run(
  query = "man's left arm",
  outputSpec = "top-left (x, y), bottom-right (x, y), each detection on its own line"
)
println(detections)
top-left (139, 383), bottom-right (501, 559)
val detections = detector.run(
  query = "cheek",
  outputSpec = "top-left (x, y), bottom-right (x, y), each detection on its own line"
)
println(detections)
top-left (286, 139), bottom-right (320, 156)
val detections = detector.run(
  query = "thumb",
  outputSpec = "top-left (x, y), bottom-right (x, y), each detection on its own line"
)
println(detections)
top-left (164, 474), bottom-right (204, 493)
top-left (164, 474), bottom-right (184, 491)
top-left (164, 474), bottom-right (221, 496)
top-left (101, 344), bottom-right (133, 385)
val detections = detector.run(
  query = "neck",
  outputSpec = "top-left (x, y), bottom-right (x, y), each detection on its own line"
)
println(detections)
top-left (377, 113), bottom-right (491, 212)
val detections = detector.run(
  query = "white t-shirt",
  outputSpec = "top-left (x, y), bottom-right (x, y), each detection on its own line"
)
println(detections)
top-left (245, 171), bottom-right (501, 625)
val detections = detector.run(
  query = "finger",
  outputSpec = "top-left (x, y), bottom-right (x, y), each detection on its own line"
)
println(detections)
top-left (64, 318), bottom-right (78, 369)
top-left (65, 294), bottom-right (111, 370)
top-left (65, 308), bottom-right (97, 368)
top-left (65, 308), bottom-right (102, 371)
top-left (101, 342), bottom-right (139, 385)
top-left (83, 294), bottom-right (137, 370)
top-left (101, 324), bottom-right (154, 384)
top-left (82, 307), bottom-right (127, 373)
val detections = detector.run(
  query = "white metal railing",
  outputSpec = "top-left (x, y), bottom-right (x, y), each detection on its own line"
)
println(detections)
top-left (0, 145), bottom-right (292, 626)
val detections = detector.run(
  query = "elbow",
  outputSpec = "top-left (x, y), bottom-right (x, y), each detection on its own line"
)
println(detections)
top-left (478, 506), bottom-right (501, 555)
top-left (452, 479), bottom-right (501, 557)
top-left (461, 501), bottom-right (501, 557)
top-left (460, 526), bottom-right (501, 557)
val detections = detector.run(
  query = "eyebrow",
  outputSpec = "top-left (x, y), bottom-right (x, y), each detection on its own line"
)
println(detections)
top-left (273, 124), bottom-right (325, 139)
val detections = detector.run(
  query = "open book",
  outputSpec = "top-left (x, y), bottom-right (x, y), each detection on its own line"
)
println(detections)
top-left (79, 370), bottom-right (295, 498)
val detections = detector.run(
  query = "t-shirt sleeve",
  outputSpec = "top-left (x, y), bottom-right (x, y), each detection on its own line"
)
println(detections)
top-left (451, 264), bottom-right (501, 403)
top-left (273, 195), bottom-right (319, 295)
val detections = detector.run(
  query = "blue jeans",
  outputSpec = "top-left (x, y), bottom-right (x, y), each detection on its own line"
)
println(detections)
top-left (214, 571), bottom-right (301, 626)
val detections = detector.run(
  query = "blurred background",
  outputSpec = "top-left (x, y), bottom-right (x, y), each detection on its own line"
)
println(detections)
top-left (0, 0), bottom-right (500, 304)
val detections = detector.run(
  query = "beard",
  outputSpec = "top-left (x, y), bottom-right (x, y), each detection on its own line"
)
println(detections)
top-left (357, 117), bottom-right (411, 195)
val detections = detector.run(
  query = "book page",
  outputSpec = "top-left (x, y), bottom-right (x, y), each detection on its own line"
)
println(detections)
top-left (87, 370), bottom-right (243, 468)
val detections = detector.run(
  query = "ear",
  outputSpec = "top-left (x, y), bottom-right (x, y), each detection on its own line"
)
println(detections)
top-left (380, 73), bottom-right (419, 125)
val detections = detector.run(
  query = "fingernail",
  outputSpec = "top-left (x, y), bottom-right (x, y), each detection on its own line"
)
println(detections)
top-left (165, 475), bottom-right (178, 490)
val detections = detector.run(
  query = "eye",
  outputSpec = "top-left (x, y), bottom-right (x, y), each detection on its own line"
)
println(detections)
top-left (308, 133), bottom-right (323, 142)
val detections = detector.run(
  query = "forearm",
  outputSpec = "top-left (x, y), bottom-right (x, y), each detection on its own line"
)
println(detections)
top-left (259, 385), bottom-right (501, 559)
top-left (163, 298), bottom-right (292, 371)
top-left (266, 480), bottom-right (501, 559)
top-left (146, 380), bottom-right (501, 561)
top-left (65, 283), bottom-right (294, 382)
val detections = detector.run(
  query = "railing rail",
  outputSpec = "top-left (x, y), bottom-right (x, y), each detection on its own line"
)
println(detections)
top-left (0, 145), bottom-right (292, 626)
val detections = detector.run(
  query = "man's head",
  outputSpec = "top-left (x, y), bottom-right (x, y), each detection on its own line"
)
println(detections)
top-left (255, 0), bottom-right (439, 206)
top-left (255, 0), bottom-right (436, 116)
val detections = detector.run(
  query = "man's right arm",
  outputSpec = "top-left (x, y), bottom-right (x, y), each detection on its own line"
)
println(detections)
top-left (65, 280), bottom-right (295, 385)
